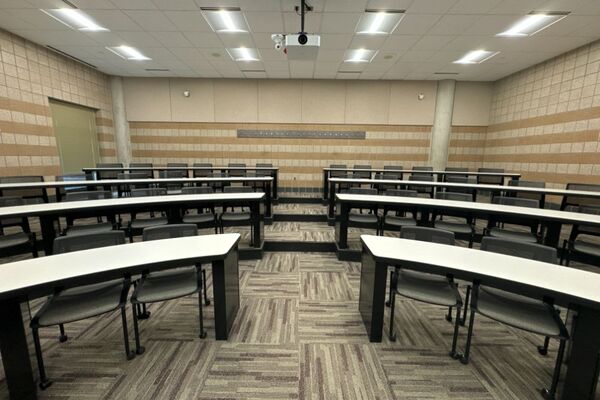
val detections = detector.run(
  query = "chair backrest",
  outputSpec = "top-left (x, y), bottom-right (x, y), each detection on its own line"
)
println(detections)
top-left (128, 163), bottom-right (154, 179)
top-left (507, 179), bottom-right (545, 202)
top-left (347, 188), bottom-right (377, 195)
top-left (193, 163), bottom-right (213, 177)
top-left (384, 165), bottom-right (403, 171)
top-left (400, 226), bottom-right (455, 246)
top-left (182, 186), bottom-right (213, 194)
top-left (480, 237), bottom-right (556, 263)
top-left (435, 192), bottom-right (472, 202)
top-left (0, 196), bottom-right (28, 229)
top-left (142, 224), bottom-right (197, 241)
top-left (384, 189), bottom-right (418, 197)
top-left (167, 163), bottom-right (187, 168)
top-left (410, 166), bottom-right (433, 179)
top-left (477, 167), bottom-right (504, 185)
top-left (117, 172), bottom-right (148, 180)
top-left (159, 170), bottom-right (185, 179)
top-left (445, 167), bottom-right (468, 181)
top-left (255, 163), bottom-right (273, 176)
top-left (130, 163), bottom-right (152, 168)
top-left (352, 165), bottom-right (371, 179)
top-left (493, 196), bottom-right (539, 209)
top-left (330, 164), bottom-right (347, 178)
top-left (223, 186), bottom-right (254, 193)
top-left (408, 174), bottom-right (433, 182)
top-left (573, 206), bottom-right (600, 237)
top-left (561, 183), bottom-right (600, 211)
top-left (0, 175), bottom-right (47, 203)
top-left (130, 188), bottom-right (166, 197)
top-left (53, 231), bottom-right (125, 254)
top-left (0, 196), bottom-right (23, 207)
top-left (65, 190), bottom-right (111, 201)
top-left (96, 163), bottom-right (123, 180)
top-left (166, 163), bottom-right (188, 178)
top-left (228, 163), bottom-right (246, 177)
top-left (56, 174), bottom-right (89, 198)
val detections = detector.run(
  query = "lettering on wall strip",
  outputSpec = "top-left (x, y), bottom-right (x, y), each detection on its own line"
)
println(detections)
top-left (237, 129), bottom-right (366, 139)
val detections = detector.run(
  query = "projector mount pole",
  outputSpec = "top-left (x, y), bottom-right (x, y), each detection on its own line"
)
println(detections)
top-left (300, 0), bottom-right (306, 33)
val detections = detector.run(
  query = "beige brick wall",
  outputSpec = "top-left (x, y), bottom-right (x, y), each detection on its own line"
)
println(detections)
top-left (0, 29), bottom-right (115, 180)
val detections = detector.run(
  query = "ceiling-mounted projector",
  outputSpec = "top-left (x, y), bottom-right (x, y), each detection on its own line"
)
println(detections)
top-left (272, 0), bottom-right (320, 60)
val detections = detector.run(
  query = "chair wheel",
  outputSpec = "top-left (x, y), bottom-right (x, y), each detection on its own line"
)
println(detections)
top-left (459, 318), bottom-right (466, 327)
top-left (540, 388), bottom-right (555, 400)
top-left (137, 311), bottom-right (151, 320)
top-left (199, 331), bottom-right (207, 339)
top-left (59, 334), bottom-right (68, 343)
top-left (126, 351), bottom-right (136, 361)
top-left (459, 355), bottom-right (470, 365)
top-left (385, 300), bottom-right (391, 307)
top-left (136, 346), bottom-right (146, 355)
top-left (205, 300), bottom-right (211, 306)
top-left (449, 351), bottom-right (461, 360)
top-left (537, 345), bottom-right (548, 356)
top-left (445, 314), bottom-right (452, 322)
top-left (39, 379), bottom-right (53, 390)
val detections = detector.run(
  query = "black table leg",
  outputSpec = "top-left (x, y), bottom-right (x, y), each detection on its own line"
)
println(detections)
top-left (322, 170), bottom-right (329, 203)
top-left (251, 201), bottom-right (264, 248)
top-left (544, 221), bottom-right (562, 248)
top-left (264, 181), bottom-right (272, 224)
top-left (358, 250), bottom-right (387, 342)
top-left (335, 201), bottom-right (349, 249)
top-left (272, 170), bottom-right (278, 203)
top-left (559, 306), bottom-right (600, 399)
top-left (0, 298), bottom-right (38, 400)
top-left (328, 181), bottom-right (336, 224)
top-left (211, 248), bottom-right (240, 340)
top-left (39, 215), bottom-right (56, 255)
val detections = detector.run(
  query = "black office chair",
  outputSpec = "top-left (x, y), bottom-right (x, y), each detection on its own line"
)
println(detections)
top-left (477, 167), bottom-right (504, 186)
top-left (375, 165), bottom-right (403, 192)
top-left (193, 163), bottom-right (214, 184)
top-left (0, 196), bottom-right (38, 258)
top-left (31, 231), bottom-right (133, 390)
top-left (380, 189), bottom-right (418, 235)
top-left (181, 187), bottom-right (218, 233)
top-left (346, 188), bottom-right (380, 235)
top-left (330, 164), bottom-right (350, 191)
top-left (432, 192), bottom-right (476, 248)
top-left (127, 188), bottom-right (169, 242)
top-left (252, 163), bottom-right (273, 190)
top-left (117, 172), bottom-right (150, 197)
top-left (560, 183), bottom-right (600, 212)
top-left (55, 174), bottom-right (92, 202)
top-left (485, 196), bottom-right (541, 243)
top-left (444, 167), bottom-right (476, 198)
top-left (561, 206), bottom-right (600, 267)
top-left (387, 227), bottom-right (462, 359)
top-left (408, 166), bottom-right (434, 198)
top-left (96, 163), bottom-right (123, 180)
top-left (220, 186), bottom-right (255, 245)
top-left (130, 224), bottom-right (208, 355)
top-left (506, 179), bottom-right (545, 204)
top-left (159, 168), bottom-right (186, 193)
top-left (351, 164), bottom-right (371, 187)
top-left (461, 237), bottom-right (568, 400)
top-left (228, 163), bottom-right (247, 178)
top-left (0, 175), bottom-right (48, 204)
top-left (129, 162), bottom-right (154, 179)
top-left (166, 162), bottom-right (189, 177)
top-left (63, 191), bottom-right (114, 236)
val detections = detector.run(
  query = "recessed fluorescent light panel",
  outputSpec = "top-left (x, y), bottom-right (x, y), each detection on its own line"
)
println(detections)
top-left (107, 46), bottom-right (151, 61)
top-left (227, 48), bottom-right (260, 62)
top-left (497, 11), bottom-right (570, 37)
top-left (453, 50), bottom-right (499, 64)
top-left (344, 49), bottom-right (377, 63)
top-left (356, 9), bottom-right (405, 35)
top-left (200, 7), bottom-right (249, 33)
top-left (41, 8), bottom-right (108, 31)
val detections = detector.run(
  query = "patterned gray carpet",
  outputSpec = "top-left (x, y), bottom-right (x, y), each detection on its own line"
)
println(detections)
top-left (0, 201), bottom-right (598, 399)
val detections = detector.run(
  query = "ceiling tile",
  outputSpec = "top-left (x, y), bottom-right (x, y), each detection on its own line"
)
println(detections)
top-left (427, 14), bottom-right (480, 35)
top-left (123, 10), bottom-right (178, 31)
top-left (245, 12), bottom-right (285, 33)
top-left (164, 11), bottom-right (212, 31)
top-left (319, 13), bottom-right (362, 34)
top-left (406, 0), bottom-right (459, 14)
top-left (319, 34), bottom-right (353, 49)
top-left (283, 11), bottom-right (322, 33)
top-left (152, 0), bottom-right (199, 11)
top-left (392, 14), bottom-right (441, 35)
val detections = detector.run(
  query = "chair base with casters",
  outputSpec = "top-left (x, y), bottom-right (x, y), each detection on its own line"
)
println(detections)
top-left (460, 282), bottom-right (568, 400)
top-left (130, 265), bottom-right (208, 355)
top-left (31, 278), bottom-right (133, 390)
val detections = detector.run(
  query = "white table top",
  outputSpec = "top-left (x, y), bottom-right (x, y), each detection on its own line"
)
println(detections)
top-left (0, 193), bottom-right (265, 218)
top-left (0, 177), bottom-right (273, 190)
top-left (330, 178), bottom-right (600, 198)
top-left (324, 168), bottom-right (521, 177)
top-left (83, 166), bottom-right (279, 171)
top-left (361, 235), bottom-right (600, 308)
top-left (0, 234), bottom-right (240, 300)
top-left (336, 193), bottom-right (600, 225)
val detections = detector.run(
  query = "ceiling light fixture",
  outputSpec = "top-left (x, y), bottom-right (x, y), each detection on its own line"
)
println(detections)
top-left (107, 46), bottom-right (151, 61)
top-left (227, 47), bottom-right (260, 62)
top-left (200, 7), bottom-right (249, 33)
top-left (41, 8), bottom-right (108, 31)
top-left (497, 11), bottom-right (570, 37)
top-left (344, 48), bottom-right (377, 63)
top-left (356, 9), bottom-right (405, 35)
top-left (453, 50), bottom-right (498, 64)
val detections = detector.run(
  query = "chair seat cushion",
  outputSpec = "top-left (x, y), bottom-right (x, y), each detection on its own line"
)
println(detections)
top-left (434, 220), bottom-right (473, 234)
top-left (183, 213), bottom-right (215, 224)
top-left (221, 212), bottom-right (251, 222)
top-left (396, 271), bottom-right (460, 307)
top-left (0, 232), bottom-right (32, 248)
top-left (130, 217), bottom-right (169, 229)
top-left (384, 215), bottom-right (417, 227)
top-left (66, 222), bottom-right (113, 236)
top-left (35, 280), bottom-right (125, 327)
top-left (348, 213), bottom-right (378, 224)
top-left (401, 269), bottom-right (447, 283)
top-left (573, 240), bottom-right (600, 257)
top-left (476, 286), bottom-right (563, 337)
top-left (488, 227), bottom-right (537, 243)
top-left (133, 266), bottom-right (198, 303)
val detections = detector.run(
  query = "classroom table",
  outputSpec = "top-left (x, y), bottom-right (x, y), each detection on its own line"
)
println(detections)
top-left (0, 233), bottom-right (240, 400)
top-left (326, 178), bottom-right (600, 219)
top-left (0, 177), bottom-right (273, 221)
top-left (83, 166), bottom-right (280, 202)
top-left (334, 193), bottom-right (600, 251)
top-left (0, 193), bottom-right (265, 255)
top-left (321, 167), bottom-right (521, 202)
top-left (360, 235), bottom-right (600, 399)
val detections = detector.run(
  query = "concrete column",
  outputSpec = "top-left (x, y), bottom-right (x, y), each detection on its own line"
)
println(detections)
top-left (429, 80), bottom-right (456, 170)
top-left (110, 76), bottom-right (131, 165)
